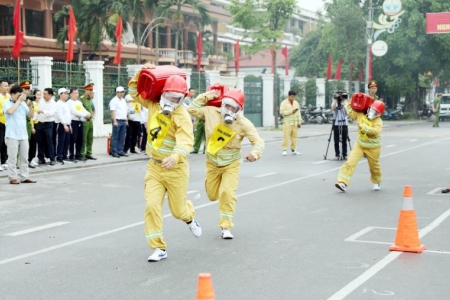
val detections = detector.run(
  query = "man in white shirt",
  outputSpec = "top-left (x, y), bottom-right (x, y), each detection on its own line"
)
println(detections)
top-left (55, 88), bottom-right (72, 164)
top-left (67, 88), bottom-right (91, 162)
top-left (35, 87), bottom-right (57, 165)
top-left (124, 94), bottom-right (142, 154)
top-left (109, 86), bottom-right (128, 158)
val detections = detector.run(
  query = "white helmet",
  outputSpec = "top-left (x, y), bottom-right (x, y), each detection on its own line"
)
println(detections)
top-left (220, 97), bottom-right (242, 124)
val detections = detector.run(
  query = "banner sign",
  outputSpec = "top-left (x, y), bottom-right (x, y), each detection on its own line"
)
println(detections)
top-left (426, 12), bottom-right (450, 34)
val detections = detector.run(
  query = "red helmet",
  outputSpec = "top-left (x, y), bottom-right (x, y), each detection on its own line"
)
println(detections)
top-left (161, 75), bottom-right (187, 94)
top-left (370, 100), bottom-right (385, 115)
top-left (223, 89), bottom-right (245, 110)
top-left (205, 83), bottom-right (230, 107)
top-left (351, 92), bottom-right (374, 112)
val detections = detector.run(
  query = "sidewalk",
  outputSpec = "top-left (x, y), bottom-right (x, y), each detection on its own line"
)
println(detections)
top-left (0, 120), bottom-right (424, 178)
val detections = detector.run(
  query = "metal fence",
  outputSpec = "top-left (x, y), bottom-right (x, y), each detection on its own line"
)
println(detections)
top-left (103, 65), bottom-right (129, 123)
top-left (0, 58), bottom-right (38, 85)
top-left (51, 62), bottom-right (88, 92)
top-left (190, 70), bottom-right (208, 94)
top-left (243, 75), bottom-right (263, 126)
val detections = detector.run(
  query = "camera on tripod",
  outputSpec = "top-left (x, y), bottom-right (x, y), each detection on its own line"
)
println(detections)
top-left (334, 91), bottom-right (348, 109)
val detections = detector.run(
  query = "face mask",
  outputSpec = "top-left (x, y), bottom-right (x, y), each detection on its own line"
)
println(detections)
top-left (160, 92), bottom-right (184, 116)
top-left (220, 98), bottom-right (241, 124)
top-left (367, 107), bottom-right (380, 120)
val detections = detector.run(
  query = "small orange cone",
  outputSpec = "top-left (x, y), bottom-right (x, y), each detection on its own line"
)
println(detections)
top-left (196, 273), bottom-right (215, 300)
top-left (389, 185), bottom-right (425, 253)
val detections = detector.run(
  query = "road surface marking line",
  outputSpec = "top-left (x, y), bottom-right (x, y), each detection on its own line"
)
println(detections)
top-left (327, 207), bottom-right (450, 300)
top-left (5, 222), bottom-right (70, 237)
top-left (254, 172), bottom-right (277, 178)
top-left (313, 160), bottom-right (329, 164)
top-left (385, 145), bottom-right (395, 148)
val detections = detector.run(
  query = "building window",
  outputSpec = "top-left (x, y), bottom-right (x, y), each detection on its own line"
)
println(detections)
top-left (25, 10), bottom-right (44, 37)
top-left (53, 13), bottom-right (64, 39)
top-left (223, 43), bottom-right (229, 53)
top-left (0, 5), bottom-right (14, 36)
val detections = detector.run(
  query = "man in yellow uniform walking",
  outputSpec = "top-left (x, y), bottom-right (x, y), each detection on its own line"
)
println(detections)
top-left (188, 88), bottom-right (264, 239)
top-left (280, 90), bottom-right (302, 156)
top-left (128, 64), bottom-right (201, 262)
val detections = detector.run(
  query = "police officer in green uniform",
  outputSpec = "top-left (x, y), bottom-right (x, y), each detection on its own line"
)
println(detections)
top-left (80, 83), bottom-right (97, 160)
top-left (368, 80), bottom-right (379, 100)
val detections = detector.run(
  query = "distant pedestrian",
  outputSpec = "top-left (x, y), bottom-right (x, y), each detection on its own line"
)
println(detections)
top-left (35, 87), bottom-right (57, 165)
top-left (0, 79), bottom-right (9, 171)
top-left (80, 83), bottom-right (97, 160)
top-left (2, 85), bottom-right (36, 184)
top-left (280, 90), bottom-right (302, 156)
top-left (54, 88), bottom-right (71, 164)
top-left (68, 88), bottom-right (91, 162)
top-left (124, 94), bottom-right (141, 154)
top-left (432, 93), bottom-right (442, 128)
top-left (109, 86), bottom-right (128, 158)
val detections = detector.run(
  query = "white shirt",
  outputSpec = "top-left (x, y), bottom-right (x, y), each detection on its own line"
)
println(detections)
top-left (35, 98), bottom-right (56, 122)
top-left (109, 96), bottom-right (128, 120)
top-left (140, 106), bottom-right (148, 124)
top-left (55, 100), bottom-right (71, 125)
top-left (67, 99), bottom-right (90, 121)
top-left (127, 101), bottom-right (142, 122)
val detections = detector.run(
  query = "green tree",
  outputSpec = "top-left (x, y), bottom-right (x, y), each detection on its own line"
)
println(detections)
top-left (305, 77), bottom-right (317, 107)
top-left (156, 0), bottom-right (211, 67)
top-left (228, 0), bottom-right (298, 128)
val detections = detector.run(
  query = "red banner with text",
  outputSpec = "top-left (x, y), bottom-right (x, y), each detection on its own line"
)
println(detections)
top-left (426, 12), bottom-right (450, 34)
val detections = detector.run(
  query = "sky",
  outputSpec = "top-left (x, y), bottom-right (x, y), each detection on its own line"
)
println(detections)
top-left (297, 0), bottom-right (327, 13)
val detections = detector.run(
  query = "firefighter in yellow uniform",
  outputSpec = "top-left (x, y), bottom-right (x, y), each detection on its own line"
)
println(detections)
top-left (280, 90), bottom-right (302, 156)
top-left (128, 64), bottom-right (201, 262)
top-left (335, 99), bottom-right (385, 192)
top-left (188, 88), bottom-right (264, 239)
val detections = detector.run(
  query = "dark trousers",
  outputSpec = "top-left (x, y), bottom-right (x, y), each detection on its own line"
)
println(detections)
top-left (36, 122), bottom-right (55, 162)
top-left (124, 120), bottom-right (141, 153)
top-left (56, 123), bottom-right (70, 159)
top-left (28, 132), bottom-right (37, 163)
top-left (333, 124), bottom-right (348, 157)
top-left (140, 124), bottom-right (147, 151)
top-left (0, 122), bottom-right (7, 164)
top-left (111, 120), bottom-right (126, 155)
top-left (69, 120), bottom-right (84, 159)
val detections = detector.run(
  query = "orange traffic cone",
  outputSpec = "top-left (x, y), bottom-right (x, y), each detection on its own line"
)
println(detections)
top-left (196, 273), bottom-right (215, 300)
top-left (389, 185), bottom-right (425, 253)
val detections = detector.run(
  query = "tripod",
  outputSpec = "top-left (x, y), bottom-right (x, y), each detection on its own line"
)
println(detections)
top-left (323, 107), bottom-right (352, 160)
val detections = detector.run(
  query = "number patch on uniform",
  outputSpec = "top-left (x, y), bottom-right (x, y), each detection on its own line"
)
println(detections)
top-left (148, 112), bottom-right (171, 150)
top-left (207, 124), bottom-right (236, 156)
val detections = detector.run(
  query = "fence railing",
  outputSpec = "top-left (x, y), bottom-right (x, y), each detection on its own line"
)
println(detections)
top-left (103, 65), bottom-right (129, 123)
top-left (51, 62), bottom-right (88, 91)
top-left (0, 58), bottom-right (38, 85)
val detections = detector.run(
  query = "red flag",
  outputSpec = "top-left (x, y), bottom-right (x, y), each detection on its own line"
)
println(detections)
top-left (334, 59), bottom-right (344, 80)
top-left (326, 53), bottom-right (332, 79)
top-left (12, 0), bottom-right (24, 58)
top-left (281, 46), bottom-right (289, 76)
top-left (66, 6), bottom-right (77, 62)
top-left (113, 16), bottom-right (123, 64)
top-left (350, 63), bottom-right (354, 82)
top-left (196, 31), bottom-right (202, 70)
top-left (270, 46), bottom-right (275, 74)
top-left (234, 40), bottom-right (240, 75)
top-left (359, 65), bottom-right (363, 82)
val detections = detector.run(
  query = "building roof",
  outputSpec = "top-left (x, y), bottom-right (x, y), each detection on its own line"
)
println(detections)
top-left (227, 48), bottom-right (289, 68)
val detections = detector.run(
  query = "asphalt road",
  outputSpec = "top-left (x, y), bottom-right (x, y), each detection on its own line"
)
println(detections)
top-left (1, 120), bottom-right (449, 300)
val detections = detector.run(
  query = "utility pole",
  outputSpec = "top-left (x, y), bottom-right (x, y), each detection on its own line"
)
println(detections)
top-left (365, 0), bottom-right (374, 93)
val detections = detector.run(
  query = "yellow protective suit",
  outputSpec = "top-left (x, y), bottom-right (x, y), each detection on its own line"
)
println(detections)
top-left (128, 71), bottom-right (195, 250)
top-left (337, 102), bottom-right (383, 186)
top-left (280, 99), bottom-right (302, 151)
top-left (188, 92), bottom-right (264, 229)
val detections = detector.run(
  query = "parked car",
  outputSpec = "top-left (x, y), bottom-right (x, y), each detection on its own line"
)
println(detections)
top-left (439, 94), bottom-right (450, 121)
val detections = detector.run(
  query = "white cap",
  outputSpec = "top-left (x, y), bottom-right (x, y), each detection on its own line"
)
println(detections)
top-left (58, 88), bottom-right (69, 95)
top-left (116, 86), bottom-right (125, 92)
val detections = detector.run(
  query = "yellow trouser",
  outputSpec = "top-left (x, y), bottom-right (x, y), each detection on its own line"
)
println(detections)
top-left (205, 159), bottom-right (240, 229)
top-left (143, 159), bottom-right (195, 250)
top-left (337, 143), bottom-right (381, 186)
top-left (282, 122), bottom-right (298, 150)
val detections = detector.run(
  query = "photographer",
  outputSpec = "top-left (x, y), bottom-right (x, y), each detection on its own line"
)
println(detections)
top-left (2, 85), bottom-right (36, 184)
top-left (331, 91), bottom-right (349, 160)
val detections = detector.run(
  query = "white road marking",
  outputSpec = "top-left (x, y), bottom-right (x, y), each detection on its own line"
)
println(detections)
top-left (344, 226), bottom-right (396, 242)
top-left (409, 139), bottom-right (418, 142)
top-left (254, 172), bottom-right (277, 178)
top-left (313, 160), bottom-right (329, 164)
top-left (2, 138), bottom-right (450, 267)
top-left (5, 222), bottom-right (70, 237)
top-left (428, 187), bottom-right (447, 195)
top-left (385, 145), bottom-right (396, 148)
top-left (327, 206), bottom-right (450, 300)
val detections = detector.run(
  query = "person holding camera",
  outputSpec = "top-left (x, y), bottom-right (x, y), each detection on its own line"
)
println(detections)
top-left (2, 85), bottom-right (36, 184)
top-left (280, 90), bottom-right (302, 156)
top-left (331, 91), bottom-right (349, 160)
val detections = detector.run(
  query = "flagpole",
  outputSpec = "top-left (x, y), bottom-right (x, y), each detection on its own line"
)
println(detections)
top-left (69, 62), bottom-right (72, 87)
top-left (17, 57), bottom-right (20, 83)
top-left (118, 64), bottom-right (121, 86)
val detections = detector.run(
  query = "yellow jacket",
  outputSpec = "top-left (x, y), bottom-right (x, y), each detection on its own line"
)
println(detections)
top-left (188, 92), bottom-right (264, 166)
top-left (128, 71), bottom-right (193, 164)
top-left (345, 101), bottom-right (383, 148)
top-left (280, 99), bottom-right (302, 125)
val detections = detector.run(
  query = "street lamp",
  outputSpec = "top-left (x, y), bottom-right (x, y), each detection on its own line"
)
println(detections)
top-left (137, 16), bottom-right (170, 64)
